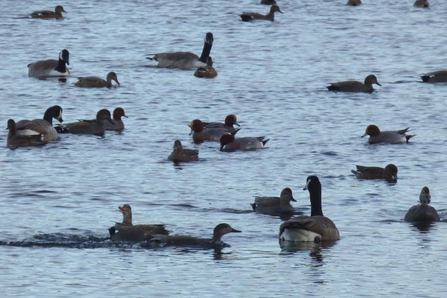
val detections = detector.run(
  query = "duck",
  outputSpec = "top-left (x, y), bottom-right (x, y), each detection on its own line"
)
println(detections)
top-left (260, 0), bottom-right (277, 4)
top-left (194, 57), bottom-right (217, 78)
top-left (404, 187), bottom-right (440, 223)
top-left (362, 124), bottom-right (414, 144)
top-left (421, 70), bottom-right (447, 83)
top-left (74, 72), bottom-right (120, 88)
top-left (56, 109), bottom-right (114, 135)
top-left (28, 49), bottom-right (70, 78)
top-left (202, 114), bottom-right (240, 133)
top-left (15, 105), bottom-right (63, 142)
top-left (351, 164), bottom-right (398, 182)
top-left (148, 223), bottom-right (241, 249)
top-left (168, 140), bottom-right (199, 162)
top-left (414, 0), bottom-right (429, 8)
top-left (146, 32), bottom-right (213, 69)
top-left (76, 107), bottom-right (127, 131)
top-left (251, 188), bottom-right (296, 216)
top-left (220, 134), bottom-right (269, 151)
top-left (347, 0), bottom-right (362, 5)
top-left (189, 119), bottom-right (238, 143)
top-left (327, 74), bottom-right (381, 93)
top-left (240, 5), bottom-right (283, 22)
top-left (30, 5), bottom-right (66, 19)
top-left (115, 204), bottom-right (170, 235)
top-left (6, 119), bottom-right (46, 148)
top-left (279, 176), bottom-right (340, 243)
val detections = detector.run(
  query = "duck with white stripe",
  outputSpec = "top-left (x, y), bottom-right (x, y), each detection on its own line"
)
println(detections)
top-left (28, 49), bottom-right (70, 78)
top-left (279, 176), bottom-right (340, 243)
top-left (146, 32), bottom-right (213, 69)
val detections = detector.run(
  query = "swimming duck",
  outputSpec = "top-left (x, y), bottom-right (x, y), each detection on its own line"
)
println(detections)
top-left (220, 134), bottom-right (269, 151)
top-left (56, 109), bottom-right (114, 135)
top-left (421, 70), bottom-right (447, 83)
top-left (30, 5), bottom-right (66, 19)
top-left (240, 5), bottom-right (283, 22)
top-left (351, 164), bottom-right (398, 182)
top-left (404, 187), bottom-right (440, 223)
top-left (252, 187), bottom-right (296, 216)
top-left (362, 125), bottom-right (414, 144)
top-left (6, 119), bottom-right (46, 148)
top-left (194, 57), bottom-right (217, 78)
top-left (146, 32), bottom-right (213, 69)
top-left (189, 119), bottom-right (238, 143)
top-left (347, 0), bottom-right (362, 5)
top-left (74, 72), bottom-right (120, 88)
top-left (260, 0), bottom-right (277, 4)
top-left (414, 0), bottom-right (429, 8)
top-left (327, 74), bottom-right (381, 93)
top-left (168, 140), bottom-right (199, 162)
top-left (202, 114), bottom-right (240, 133)
top-left (77, 107), bottom-right (127, 131)
top-left (279, 176), bottom-right (340, 242)
top-left (116, 204), bottom-right (169, 235)
top-left (148, 223), bottom-right (241, 249)
top-left (28, 49), bottom-right (70, 78)
top-left (15, 105), bottom-right (63, 142)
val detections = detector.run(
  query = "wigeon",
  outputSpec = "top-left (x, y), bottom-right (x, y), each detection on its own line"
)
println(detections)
top-left (362, 124), bottom-right (414, 144)
top-left (327, 74), bottom-right (381, 93)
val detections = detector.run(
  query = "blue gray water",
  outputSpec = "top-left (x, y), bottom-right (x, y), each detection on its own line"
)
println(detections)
top-left (1, 0), bottom-right (447, 297)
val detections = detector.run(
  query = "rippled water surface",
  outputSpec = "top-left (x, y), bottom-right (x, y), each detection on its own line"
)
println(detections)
top-left (1, 0), bottom-right (447, 297)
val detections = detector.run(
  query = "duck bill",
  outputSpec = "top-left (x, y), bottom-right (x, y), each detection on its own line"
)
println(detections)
top-left (234, 122), bottom-right (240, 127)
top-left (361, 133), bottom-right (368, 138)
top-left (291, 196), bottom-right (297, 202)
top-left (231, 228), bottom-right (242, 233)
top-left (118, 206), bottom-right (125, 213)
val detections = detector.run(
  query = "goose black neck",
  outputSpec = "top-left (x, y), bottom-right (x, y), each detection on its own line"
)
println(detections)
top-left (55, 57), bottom-right (68, 72)
top-left (43, 108), bottom-right (54, 124)
top-left (198, 33), bottom-right (213, 63)
top-left (308, 178), bottom-right (323, 216)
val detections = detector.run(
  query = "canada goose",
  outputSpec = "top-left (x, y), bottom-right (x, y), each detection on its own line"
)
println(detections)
top-left (194, 57), bottom-right (217, 78)
top-left (279, 176), bottom-right (340, 242)
top-left (30, 5), bottom-right (66, 19)
top-left (327, 74), bottom-right (381, 93)
top-left (168, 140), bottom-right (199, 162)
top-left (404, 187), bottom-right (440, 223)
top-left (351, 164), bottom-right (398, 182)
top-left (240, 5), bottom-right (283, 22)
top-left (28, 49), bottom-right (70, 78)
top-left (146, 32), bottom-right (213, 69)
top-left (252, 188), bottom-right (296, 216)
top-left (362, 125), bottom-right (414, 144)
top-left (148, 223), bottom-right (241, 249)
top-left (220, 134), bottom-right (269, 151)
top-left (74, 72), bottom-right (120, 88)
top-left (421, 70), bottom-right (447, 83)
top-left (15, 105), bottom-right (63, 142)
top-left (56, 109), bottom-right (113, 135)
top-left (6, 119), bottom-right (46, 148)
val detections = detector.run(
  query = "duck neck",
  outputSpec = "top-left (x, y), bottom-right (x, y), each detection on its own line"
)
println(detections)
top-left (309, 186), bottom-right (323, 216)
top-left (122, 213), bottom-right (132, 225)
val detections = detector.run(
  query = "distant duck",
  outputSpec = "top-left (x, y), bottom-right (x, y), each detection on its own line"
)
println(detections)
top-left (421, 70), bottom-right (447, 83)
top-left (260, 0), bottom-right (277, 4)
top-left (362, 124), bottom-right (414, 144)
top-left (146, 32), bottom-right (213, 69)
top-left (404, 187), bottom-right (440, 223)
top-left (252, 188), bottom-right (296, 216)
top-left (115, 204), bottom-right (169, 235)
top-left (168, 140), bottom-right (199, 162)
top-left (279, 176), bottom-right (340, 243)
top-left (351, 164), bottom-right (398, 182)
top-left (15, 105), bottom-right (63, 142)
top-left (28, 49), bottom-right (70, 78)
top-left (220, 134), bottom-right (269, 151)
top-left (189, 119), bottom-right (238, 143)
top-left (414, 0), bottom-right (429, 8)
top-left (148, 223), bottom-right (241, 249)
top-left (30, 5), bottom-right (66, 19)
top-left (327, 74), bottom-right (381, 93)
top-left (347, 0), bottom-right (362, 5)
top-left (7, 119), bottom-right (46, 148)
top-left (56, 109), bottom-right (113, 135)
top-left (76, 107), bottom-right (127, 131)
top-left (194, 57), bottom-right (217, 78)
top-left (74, 72), bottom-right (120, 88)
top-left (240, 5), bottom-right (283, 22)
top-left (202, 114), bottom-right (240, 133)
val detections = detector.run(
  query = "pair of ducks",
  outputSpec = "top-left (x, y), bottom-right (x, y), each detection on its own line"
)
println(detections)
top-left (28, 49), bottom-right (120, 87)
top-left (109, 204), bottom-right (241, 248)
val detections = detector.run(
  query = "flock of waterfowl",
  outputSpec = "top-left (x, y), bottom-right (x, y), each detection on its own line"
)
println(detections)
top-left (6, 1), bottom-right (444, 249)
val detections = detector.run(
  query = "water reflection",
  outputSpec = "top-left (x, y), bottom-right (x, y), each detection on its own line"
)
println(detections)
top-left (279, 240), bottom-right (338, 264)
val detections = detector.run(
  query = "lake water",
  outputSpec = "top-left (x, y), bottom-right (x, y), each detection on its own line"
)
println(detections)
top-left (1, 0), bottom-right (447, 297)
